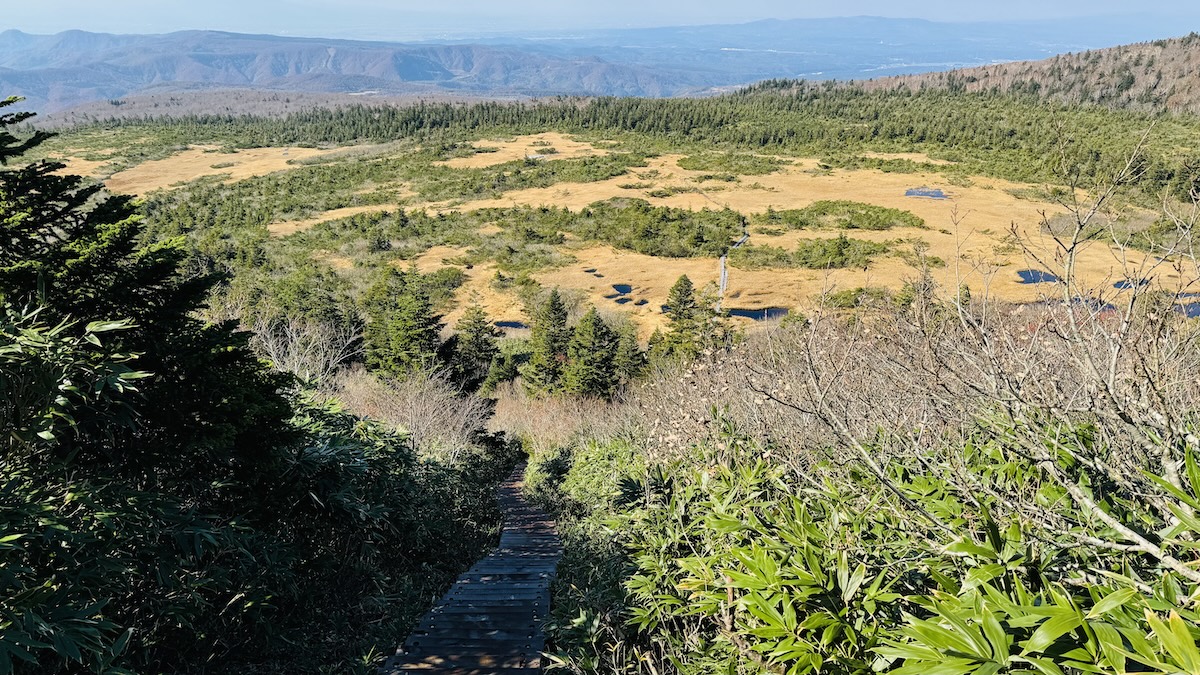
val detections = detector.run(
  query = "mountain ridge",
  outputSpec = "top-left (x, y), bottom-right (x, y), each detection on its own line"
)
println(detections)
top-left (853, 33), bottom-right (1200, 113)
top-left (4, 17), bottom-right (1198, 114)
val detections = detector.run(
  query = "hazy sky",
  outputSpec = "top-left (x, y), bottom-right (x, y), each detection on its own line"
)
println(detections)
top-left (5, 1), bottom-right (1195, 39)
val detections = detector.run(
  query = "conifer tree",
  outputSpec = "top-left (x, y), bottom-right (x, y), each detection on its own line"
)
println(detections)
top-left (0, 95), bottom-right (291, 476)
top-left (650, 274), bottom-right (702, 363)
top-left (363, 267), bottom-right (443, 377)
top-left (452, 299), bottom-right (501, 390)
top-left (650, 275), bottom-right (734, 365)
top-left (562, 307), bottom-right (617, 398)
top-left (613, 321), bottom-right (645, 384)
top-left (665, 274), bottom-right (698, 327)
top-left (520, 288), bottom-right (570, 394)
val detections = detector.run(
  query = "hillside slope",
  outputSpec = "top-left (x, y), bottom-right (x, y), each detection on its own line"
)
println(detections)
top-left (856, 32), bottom-right (1200, 113)
top-left (0, 30), bottom-right (701, 111)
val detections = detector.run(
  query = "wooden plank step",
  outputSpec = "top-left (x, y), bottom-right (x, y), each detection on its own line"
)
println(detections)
top-left (388, 648), bottom-right (540, 662)
top-left (391, 666), bottom-right (541, 674)
top-left (383, 464), bottom-right (562, 674)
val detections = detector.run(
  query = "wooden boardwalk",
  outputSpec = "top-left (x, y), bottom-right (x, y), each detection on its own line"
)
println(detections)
top-left (383, 465), bottom-right (561, 675)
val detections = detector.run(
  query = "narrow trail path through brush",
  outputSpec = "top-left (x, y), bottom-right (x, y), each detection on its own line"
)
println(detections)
top-left (383, 464), bottom-right (561, 675)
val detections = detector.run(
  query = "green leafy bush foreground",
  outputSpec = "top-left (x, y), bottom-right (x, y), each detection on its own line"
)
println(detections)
top-left (0, 97), bottom-right (518, 674)
top-left (527, 292), bottom-right (1200, 675)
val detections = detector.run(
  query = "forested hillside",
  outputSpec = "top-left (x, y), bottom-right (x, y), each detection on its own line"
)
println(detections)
top-left (8, 60), bottom-right (1200, 674)
top-left (856, 32), bottom-right (1200, 114)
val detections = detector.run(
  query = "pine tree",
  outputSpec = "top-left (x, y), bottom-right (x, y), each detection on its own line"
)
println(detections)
top-left (561, 307), bottom-right (617, 398)
top-left (694, 281), bottom-right (735, 353)
top-left (665, 274), bottom-right (698, 327)
top-left (520, 288), bottom-right (570, 395)
top-left (363, 267), bottom-right (443, 377)
top-left (0, 95), bottom-right (292, 477)
top-left (453, 300), bottom-right (501, 390)
top-left (612, 321), bottom-right (645, 384)
top-left (650, 276), bottom-right (734, 365)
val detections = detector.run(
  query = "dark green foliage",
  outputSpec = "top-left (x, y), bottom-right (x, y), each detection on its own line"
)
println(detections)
top-left (452, 301), bottom-right (501, 390)
top-left (649, 275), bottom-right (731, 364)
top-left (520, 289), bottom-right (570, 395)
top-left (612, 322), bottom-right (645, 385)
top-left (63, 87), bottom-right (1200, 204)
top-left (0, 99), bottom-right (516, 674)
top-left (677, 152), bottom-right (788, 175)
top-left (729, 234), bottom-right (891, 270)
top-left (480, 339), bottom-right (532, 395)
top-left (362, 267), bottom-right (444, 377)
top-left (532, 429), bottom-right (1200, 675)
top-left (568, 199), bottom-right (742, 258)
top-left (561, 308), bottom-right (617, 399)
top-left (758, 200), bottom-right (926, 231)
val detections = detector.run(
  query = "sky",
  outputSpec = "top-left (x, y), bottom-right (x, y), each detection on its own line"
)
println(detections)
top-left (4, 0), bottom-right (1195, 40)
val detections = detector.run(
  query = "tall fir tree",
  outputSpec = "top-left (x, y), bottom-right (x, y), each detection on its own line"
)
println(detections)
top-left (665, 274), bottom-right (698, 327)
top-left (362, 267), bottom-right (443, 377)
top-left (650, 275), bottom-right (733, 365)
top-left (613, 320), bottom-right (645, 384)
top-left (520, 288), bottom-right (570, 395)
top-left (452, 299), bottom-right (501, 390)
top-left (561, 307), bottom-right (617, 398)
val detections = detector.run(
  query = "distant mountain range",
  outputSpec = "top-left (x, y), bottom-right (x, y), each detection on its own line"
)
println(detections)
top-left (2, 16), bottom-right (1197, 114)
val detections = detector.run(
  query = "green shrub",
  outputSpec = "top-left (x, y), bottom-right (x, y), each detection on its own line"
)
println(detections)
top-left (729, 235), bottom-right (889, 270)
top-left (758, 201), bottom-right (925, 231)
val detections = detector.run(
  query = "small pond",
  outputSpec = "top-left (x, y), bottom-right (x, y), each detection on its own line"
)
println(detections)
top-left (728, 307), bottom-right (791, 321)
top-left (906, 187), bottom-right (949, 200)
top-left (1114, 279), bottom-right (1150, 290)
top-left (1017, 269), bottom-right (1060, 284)
top-left (611, 284), bottom-right (633, 295)
top-left (615, 297), bottom-right (633, 305)
top-left (495, 321), bottom-right (529, 330)
top-left (1177, 302), bottom-right (1200, 318)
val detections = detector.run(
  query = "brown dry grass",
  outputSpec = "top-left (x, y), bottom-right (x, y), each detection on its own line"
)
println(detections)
top-left (104, 145), bottom-right (338, 194)
top-left (411, 245), bottom-right (529, 332)
top-left (434, 132), bottom-right (608, 169)
top-left (267, 204), bottom-right (406, 237)
top-left (50, 156), bottom-right (111, 177)
top-left (422, 156), bottom-right (1152, 320)
top-left (58, 139), bottom-right (1163, 337)
top-left (535, 246), bottom-right (721, 338)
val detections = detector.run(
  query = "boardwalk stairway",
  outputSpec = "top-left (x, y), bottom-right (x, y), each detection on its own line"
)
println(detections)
top-left (383, 465), bottom-right (562, 674)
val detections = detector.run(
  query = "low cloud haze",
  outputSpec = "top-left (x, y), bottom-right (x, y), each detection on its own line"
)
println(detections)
top-left (6, 0), bottom-right (1198, 39)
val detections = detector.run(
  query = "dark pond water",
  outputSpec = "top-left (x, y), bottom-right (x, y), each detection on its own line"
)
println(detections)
top-left (1017, 269), bottom-right (1060, 284)
top-left (495, 321), bottom-right (529, 330)
top-left (1178, 303), bottom-right (1200, 318)
top-left (635, 299), bottom-right (649, 306)
top-left (612, 284), bottom-right (633, 295)
top-left (1114, 279), bottom-right (1150, 290)
top-left (604, 294), bottom-right (621, 300)
top-left (906, 187), bottom-right (949, 200)
top-left (593, 273), bottom-right (605, 278)
top-left (615, 298), bottom-right (633, 305)
top-left (583, 268), bottom-right (597, 273)
top-left (728, 307), bottom-right (791, 321)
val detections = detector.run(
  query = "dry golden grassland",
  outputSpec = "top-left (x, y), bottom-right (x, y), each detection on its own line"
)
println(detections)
top-left (101, 145), bottom-right (339, 194)
top-left (69, 134), bottom-right (1164, 334)
top-left (433, 132), bottom-right (609, 169)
